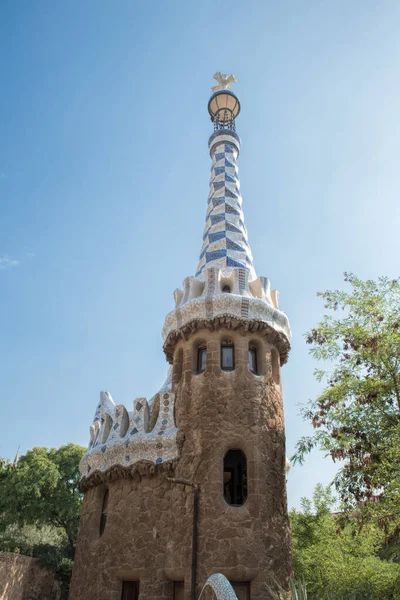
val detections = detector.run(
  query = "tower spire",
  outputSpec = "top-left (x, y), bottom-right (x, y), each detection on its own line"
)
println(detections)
top-left (196, 75), bottom-right (256, 281)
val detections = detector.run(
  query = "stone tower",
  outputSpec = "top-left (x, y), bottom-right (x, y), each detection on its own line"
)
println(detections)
top-left (69, 74), bottom-right (292, 600)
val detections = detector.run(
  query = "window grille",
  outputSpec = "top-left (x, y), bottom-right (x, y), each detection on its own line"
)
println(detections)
top-left (197, 346), bottom-right (207, 373)
top-left (248, 345), bottom-right (258, 374)
top-left (221, 341), bottom-right (234, 371)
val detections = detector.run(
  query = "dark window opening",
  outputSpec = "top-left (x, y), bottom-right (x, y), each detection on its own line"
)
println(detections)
top-left (230, 582), bottom-right (250, 600)
top-left (248, 345), bottom-right (258, 374)
top-left (197, 346), bottom-right (207, 373)
top-left (221, 341), bottom-right (234, 371)
top-left (223, 449), bottom-right (247, 505)
top-left (99, 489), bottom-right (109, 536)
top-left (173, 581), bottom-right (184, 600)
top-left (121, 581), bottom-right (139, 600)
top-left (222, 284), bottom-right (231, 293)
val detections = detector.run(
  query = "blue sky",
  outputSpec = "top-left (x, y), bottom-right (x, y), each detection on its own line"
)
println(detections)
top-left (1, 1), bottom-right (400, 508)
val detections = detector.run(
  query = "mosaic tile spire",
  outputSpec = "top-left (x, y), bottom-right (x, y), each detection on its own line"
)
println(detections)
top-left (196, 79), bottom-right (256, 281)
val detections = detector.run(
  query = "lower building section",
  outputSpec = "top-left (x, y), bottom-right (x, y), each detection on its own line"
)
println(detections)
top-left (70, 445), bottom-right (291, 599)
top-left (70, 330), bottom-right (292, 599)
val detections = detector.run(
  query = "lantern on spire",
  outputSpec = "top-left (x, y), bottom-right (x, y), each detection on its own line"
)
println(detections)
top-left (208, 72), bottom-right (240, 131)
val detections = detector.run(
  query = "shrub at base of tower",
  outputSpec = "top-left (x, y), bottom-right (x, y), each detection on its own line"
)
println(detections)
top-left (293, 274), bottom-right (400, 541)
top-left (289, 485), bottom-right (400, 600)
top-left (0, 444), bottom-right (85, 599)
top-left (266, 577), bottom-right (308, 600)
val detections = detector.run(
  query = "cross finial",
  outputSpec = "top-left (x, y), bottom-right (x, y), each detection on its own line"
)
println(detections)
top-left (211, 72), bottom-right (237, 93)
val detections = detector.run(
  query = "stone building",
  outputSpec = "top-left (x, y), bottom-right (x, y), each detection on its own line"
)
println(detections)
top-left (69, 74), bottom-right (292, 600)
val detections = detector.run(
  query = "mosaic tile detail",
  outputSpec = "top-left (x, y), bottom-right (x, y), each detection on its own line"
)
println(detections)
top-left (175, 307), bottom-right (183, 329)
top-left (196, 132), bottom-right (256, 281)
top-left (205, 298), bottom-right (213, 319)
top-left (198, 573), bottom-right (239, 600)
top-left (182, 277), bottom-right (191, 304)
top-left (238, 268), bottom-right (247, 293)
top-left (205, 268), bottom-right (216, 319)
top-left (163, 266), bottom-right (292, 346)
top-left (82, 372), bottom-right (178, 480)
top-left (241, 297), bottom-right (250, 319)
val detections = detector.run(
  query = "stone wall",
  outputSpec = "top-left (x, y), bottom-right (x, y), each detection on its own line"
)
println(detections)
top-left (69, 328), bottom-right (292, 599)
top-left (0, 552), bottom-right (59, 600)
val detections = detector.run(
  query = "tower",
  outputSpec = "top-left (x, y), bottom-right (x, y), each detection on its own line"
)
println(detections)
top-left (69, 74), bottom-right (292, 600)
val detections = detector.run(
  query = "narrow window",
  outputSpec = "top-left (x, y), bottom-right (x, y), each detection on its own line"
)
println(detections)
top-left (121, 581), bottom-right (139, 600)
top-left (223, 449), bottom-right (247, 505)
top-left (221, 341), bottom-right (234, 371)
top-left (173, 581), bottom-right (185, 600)
top-left (99, 489), bottom-right (109, 536)
top-left (197, 345), bottom-right (207, 373)
top-left (230, 582), bottom-right (250, 600)
top-left (248, 344), bottom-right (258, 374)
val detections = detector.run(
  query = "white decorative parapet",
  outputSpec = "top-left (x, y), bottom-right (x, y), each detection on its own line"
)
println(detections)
top-left (199, 574), bottom-right (238, 600)
top-left (163, 267), bottom-right (291, 364)
top-left (79, 373), bottom-right (179, 483)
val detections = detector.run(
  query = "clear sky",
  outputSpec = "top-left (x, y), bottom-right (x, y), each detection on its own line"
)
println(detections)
top-left (1, 0), bottom-right (400, 509)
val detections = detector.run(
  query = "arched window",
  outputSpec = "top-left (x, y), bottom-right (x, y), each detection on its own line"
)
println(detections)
top-left (99, 489), bottom-right (109, 536)
top-left (121, 581), bottom-right (139, 600)
top-left (223, 449), bottom-right (247, 506)
top-left (222, 284), bottom-right (231, 293)
top-left (248, 344), bottom-right (258, 374)
top-left (221, 340), bottom-right (234, 371)
top-left (197, 345), bottom-right (207, 373)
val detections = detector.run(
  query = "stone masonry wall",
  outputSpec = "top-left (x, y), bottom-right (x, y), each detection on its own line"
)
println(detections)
top-left (0, 552), bottom-right (60, 600)
top-left (69, 328), bottom-right (292, 600)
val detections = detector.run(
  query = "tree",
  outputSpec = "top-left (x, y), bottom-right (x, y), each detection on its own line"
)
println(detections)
top-left (0, 443), bottom-right (85, 599)
top-left (0, 444), bottom-right (86, 551)
top-left (293, 273), bottom-right (400, 537)
top-left (290, 484), bottom-right (400, 599)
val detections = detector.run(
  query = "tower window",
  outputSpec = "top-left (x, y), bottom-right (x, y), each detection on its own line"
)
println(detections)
top-left (248, 345), bottom-right (258, 374)
top-left (99, 489), bottom-right (109, 536)
top-left (222, 284), bottom-right (231, 293)
top-left (221, 341), bottom-right (234, 371)
top-left (121, 581), bottom-right (139, 600)
top-left (197, 345), bottom-right (207, 373)
top-left (223, 449), bottom-right (247, 505)
top-left (173, 581), bottom-right (184, 600)
top-left (230, 582), bottom-right (250, 600)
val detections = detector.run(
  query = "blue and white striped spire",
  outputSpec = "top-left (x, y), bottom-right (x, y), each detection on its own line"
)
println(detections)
top-left (195, 75), bottom-right (257, 281)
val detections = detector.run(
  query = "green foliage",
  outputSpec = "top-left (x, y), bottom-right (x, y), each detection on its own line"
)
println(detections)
top-left (0, 443), bottom-right (86, 550)
top-left (293, 273), bottom-right (400, 537)
top-left (0, 524), bottom-right (74, 600)
top-left (0, 523), bottom-right (64, 554)
top-left (266, 577), bottom-right (308, 600)
top-left (0, 443), bottom-right (85, 599)
top-left (290, 485), bottom-right (400, 600)
top-left (33, 543), bottom-right (74, 600)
